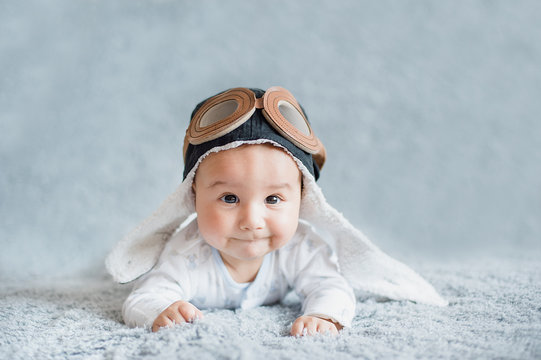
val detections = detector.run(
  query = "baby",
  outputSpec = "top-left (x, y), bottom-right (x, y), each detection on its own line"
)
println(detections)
top-left (106, 86), bottom-right (447, 337)
top-left (127, 143), bottom-right (355, 335)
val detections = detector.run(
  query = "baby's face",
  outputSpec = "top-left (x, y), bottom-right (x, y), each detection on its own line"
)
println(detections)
top-left (193, 144), bottom-right (302, 264)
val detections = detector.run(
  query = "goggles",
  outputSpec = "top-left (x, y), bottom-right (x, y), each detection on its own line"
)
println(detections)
top-left (183, 86), bottom-right (326, 170)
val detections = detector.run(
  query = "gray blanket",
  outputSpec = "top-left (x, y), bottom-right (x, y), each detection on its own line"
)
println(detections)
top-left (2, 255), bottom-right (539, 359)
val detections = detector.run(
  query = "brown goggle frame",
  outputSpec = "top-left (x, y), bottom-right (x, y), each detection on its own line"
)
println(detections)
top-left (184, 86), bottom-right (326, 170)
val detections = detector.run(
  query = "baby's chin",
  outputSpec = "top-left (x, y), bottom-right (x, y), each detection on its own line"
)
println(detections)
top-left (222, 243), bottom-right (273, 260)
top-left (229, 246), bottom-right (272, 261)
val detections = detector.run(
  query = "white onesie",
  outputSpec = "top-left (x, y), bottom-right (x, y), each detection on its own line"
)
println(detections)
top-left (122, 219), bottom-right (356, 328)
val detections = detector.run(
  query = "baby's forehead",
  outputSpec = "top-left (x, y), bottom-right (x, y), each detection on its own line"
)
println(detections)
top-left (203, 143), bottom-right (294, 164)
top-left (195, 143), bottom-right (302, 180)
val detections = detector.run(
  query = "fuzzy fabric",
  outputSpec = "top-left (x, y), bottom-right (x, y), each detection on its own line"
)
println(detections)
top-left (1, 255), bottom-right (539, 360)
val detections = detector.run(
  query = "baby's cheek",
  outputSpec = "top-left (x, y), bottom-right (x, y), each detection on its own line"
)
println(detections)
top-left (197, 211), bottom-right (222, 239)
top-left (273, 213), bottom-right (299, 244)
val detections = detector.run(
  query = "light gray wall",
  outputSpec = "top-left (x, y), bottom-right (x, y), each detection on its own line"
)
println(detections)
top-left (1, 0), bottom-right (540, 279)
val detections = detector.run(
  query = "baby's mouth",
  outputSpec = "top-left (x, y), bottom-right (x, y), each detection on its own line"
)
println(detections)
top-left (231, 237), bottom-right (269, 242)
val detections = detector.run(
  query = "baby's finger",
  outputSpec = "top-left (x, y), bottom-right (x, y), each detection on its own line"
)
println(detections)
top-left (152, 316), bottom-right (173, 332)
top-left (166, 309), bottom-right (186, 325)
top-left (318, 321), bottom-right (338, 336)
top-left (177, 302), bottom-right (201, 322)
top-left (290, 318), bottom-right (305, 337)
top-left (328, 323), bottom-right (339, 335)
top-left (193, 308), bottom-right (204, 321)
top-left (304, 318), bottom-right (318, 336)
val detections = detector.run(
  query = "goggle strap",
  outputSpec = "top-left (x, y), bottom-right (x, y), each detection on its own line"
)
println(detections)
top-left (255, 97), bottom-right (264, 109)
top-left (312, 139), bottom-right (326, 170)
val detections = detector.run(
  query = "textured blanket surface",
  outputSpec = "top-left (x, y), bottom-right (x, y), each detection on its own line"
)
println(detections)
top-left (1, 255), bottom-right (539, 360)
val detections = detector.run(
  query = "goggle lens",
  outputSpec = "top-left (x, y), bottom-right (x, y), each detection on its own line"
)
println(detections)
top-left (200, 99), bottom-right (238, 127)
top-left (278, 100), bottom-right (311, 136)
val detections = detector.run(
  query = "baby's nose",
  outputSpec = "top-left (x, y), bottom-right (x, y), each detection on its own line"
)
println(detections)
top-left (238, 203), bottom-right (265, 231)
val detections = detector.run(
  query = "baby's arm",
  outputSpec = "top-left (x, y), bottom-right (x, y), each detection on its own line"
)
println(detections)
top-left (287, 232), bottom-right (356, 336)
top-left (123, 245), bottom-right (198, 329)
top-left (122, 268), bottom-right (190, 329)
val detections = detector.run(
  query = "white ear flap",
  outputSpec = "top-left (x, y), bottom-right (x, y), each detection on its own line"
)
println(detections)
top-left (105, 180), bottom-right (196, 283)
top-left (300, 173), bottom-right (448, 306)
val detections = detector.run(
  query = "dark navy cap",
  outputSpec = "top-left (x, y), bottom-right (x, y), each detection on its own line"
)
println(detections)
top-left (183, 88), bottom-right (320, 180)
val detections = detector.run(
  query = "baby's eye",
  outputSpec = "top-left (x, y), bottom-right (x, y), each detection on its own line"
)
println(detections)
top-left (220, 194), bottom-right (238, 204)
top-left (265, 195), bottom-right (281, 205)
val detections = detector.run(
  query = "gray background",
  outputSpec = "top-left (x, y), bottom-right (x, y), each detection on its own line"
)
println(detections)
top-left (1, 0), bottom-right (540, 279)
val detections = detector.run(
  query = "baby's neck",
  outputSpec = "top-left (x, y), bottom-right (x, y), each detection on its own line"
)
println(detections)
top-left (219, 252), bottom-right (264, 283)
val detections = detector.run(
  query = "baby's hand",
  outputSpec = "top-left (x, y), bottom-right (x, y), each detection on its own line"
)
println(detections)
top-left (152, 300), bottom-right (204, 332)
top-left (290, 315), bottom-right (343, 337)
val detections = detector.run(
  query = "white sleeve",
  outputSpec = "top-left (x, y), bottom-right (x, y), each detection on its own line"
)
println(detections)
top-left (122, 242), bottom-right (194, 329)
top-left (287, 230), bottom-right (356, 327)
